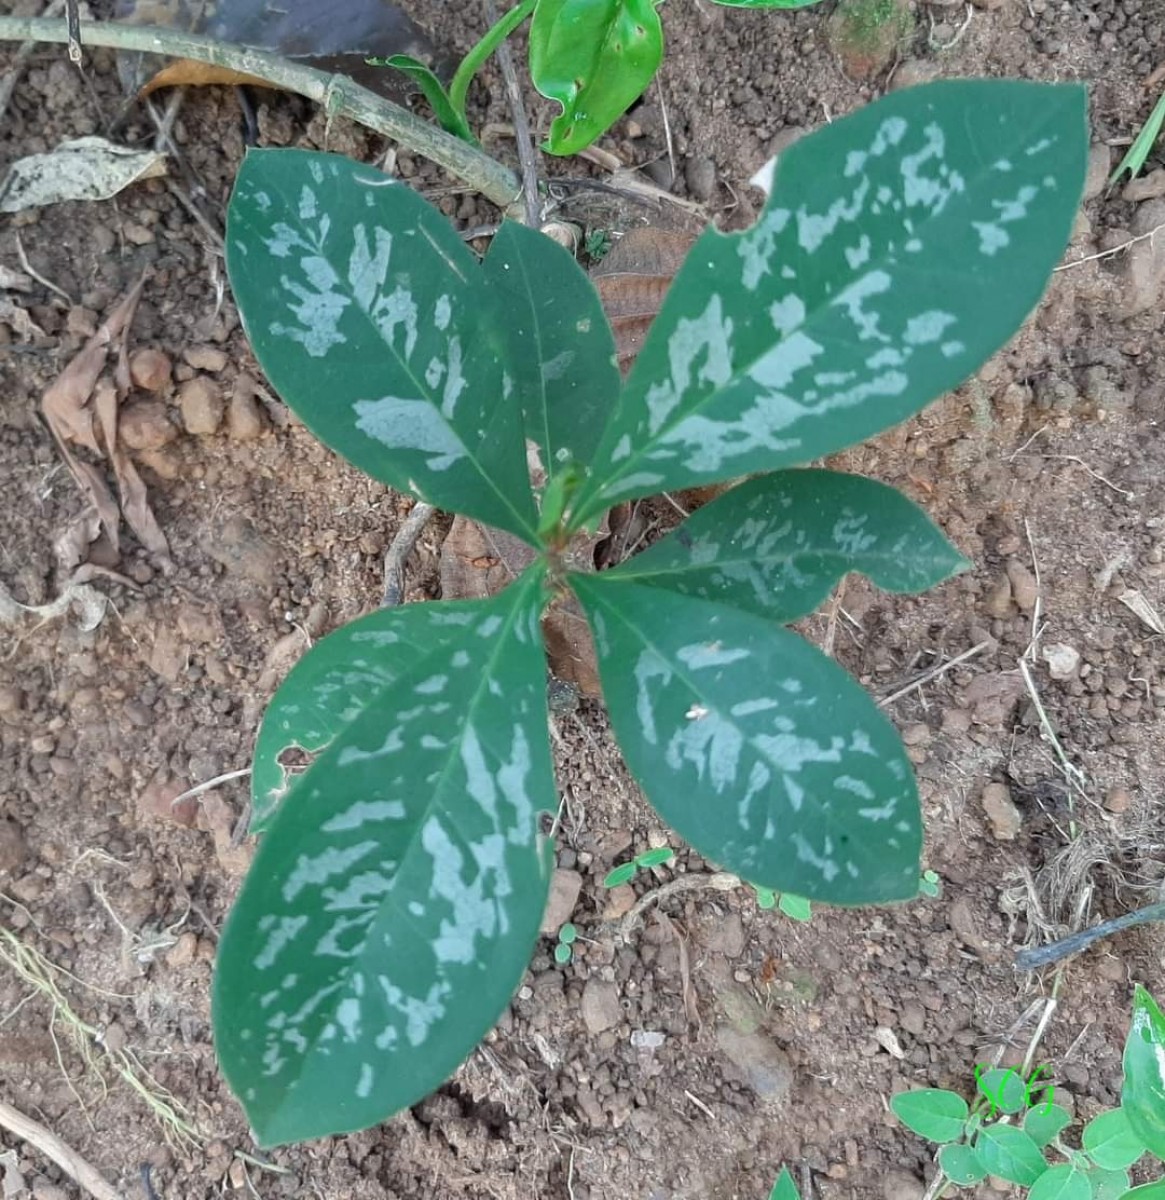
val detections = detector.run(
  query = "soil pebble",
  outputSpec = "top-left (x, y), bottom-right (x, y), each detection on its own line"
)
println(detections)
top-left (129, 347), bottom-right (172, 392)
top-left (119, 400), bottom-right (178, 451)
top-left (981, 781), bottom-right (1022, 840)
top-left (1042, 642), bottom-right (1080, 679)
top-left (179, 375), bottom-right (224, 435)
top-left (1083, 143), bottom-right (1111, 202)
top-left (1120, 199), bottom-right (1165, 318)
top-left (602, 884), bottom-right (637, 920)
top-left (1122, 168), bottom-right (1165, 203)
top-left (880, 1169), bottom-right (925, 1200)
top-left (714, 1026), bottom-right (793, 1102)
top-left (1104, 786), bottom-right (1131, 814)
top-left (581, 978), bottom-right (622, 1035)
top-left (684, 157), bottom-right (716, 202)
top-left (228, 379), bottom-right (267, 441)
top-left (183, 344), bottom-right (229, 373)
top-left (541, 868), bottom-right (583, 934)
top-left (1005, 560), bottom-right (1039, 612)
top-left (203, 515), bottom-right (280, 585)
top-left (0, 819), bottom-right (29, 876)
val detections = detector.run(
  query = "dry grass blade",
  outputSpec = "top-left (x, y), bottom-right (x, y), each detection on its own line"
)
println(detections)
top-left (0, 1099), bottom-right (125, 1200)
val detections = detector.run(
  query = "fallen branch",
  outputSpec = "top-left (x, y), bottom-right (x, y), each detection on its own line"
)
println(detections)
top-left (0, 17), bottom-right (521, 210)
top-left (0, 1098), bottom-right (127, 1200)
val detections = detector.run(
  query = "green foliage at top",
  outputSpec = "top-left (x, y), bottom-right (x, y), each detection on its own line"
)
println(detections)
top-left (892, 986), bottom-right (1165, 1198)
top-left (216, 79), bottom-right (1086, 1145)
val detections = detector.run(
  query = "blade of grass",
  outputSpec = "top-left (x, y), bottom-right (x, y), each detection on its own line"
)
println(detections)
top-left (1110, 87), bottom-right (1165, 186)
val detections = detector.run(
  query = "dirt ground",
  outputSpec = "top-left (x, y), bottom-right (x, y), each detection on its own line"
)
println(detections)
top-left (2, 0), bottom-right (1165, 1197)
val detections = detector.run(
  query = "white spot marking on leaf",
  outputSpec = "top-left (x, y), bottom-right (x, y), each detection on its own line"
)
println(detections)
top-left (477, 615), bottom-right (503, 638)
top-left (686, 704), bottom-right (709, 720)
top-left (322, 801), bottom-right (406, 832)
top-left (835, 775), bottom-right (875, 801)
top-left (993, 159), bottom-right (1013, 172)
top-left (309, 160), bottom-right (325, 184)
top-left (541, 350), bottom-right (575, 383)
top-left (370, 284), bottom-right (419, 360)
top-left (676, 643), bottom-right (750, 669)
top-left (738, 206), bottom-right (791, 291)
top-left (336, 996), bottom-right (361, 1041)
top-left (941, 340), bottom-right (965, 358)
top-left (870, 116), bottom-right (908, 156)
top-left (796, 177), bottom-right (870, 254)
top-left (731, 698), bottom-right (780, 718)
top-left (845, 236), bottom-right (872, 270)
top-left (434, 294), bottom-right (452, 331)
top-left (337, 727), bottom-right (403, 765)
top-left (831, 269), bottom-right (892, 343)
top-left (348, 224), bottom-right (392, 309)
top-left (770, 295), bottom-right (806, 336)
top-left (282, 841), bottom-right (379, 903)
top-left (644, 296), bottom-right (735, 435)
top-left (899, 123), bottom-right (964, 214)
top-left (254, 914), bottom-right (308, 971)
top-left (790, 833), bottom-right (839, 882)
top-left (1024, 137), bottom-right (1054, 157)
top-left (320, 871), bottom-right (393, 911)
top-left (356, 1063), bottom-right (374, 1098)
top-left (750, 329), bottom-right (825, 391)
top-left (415, 675), bottom-right (448, 695)
top-left (354, 397), bottom-right (466, 471)
top-left (451, 650), bottom-right (470, 668)
top-left (830, 513), bottom-right (877, 555)
top-left (634, 650), bottom-right (672, 745)
top-left (440, 337), bottom-right (467, 418)
top-left (971, 222), bottom-right (1009, 256)
top-left (844, 149), bottom-right (868, 177)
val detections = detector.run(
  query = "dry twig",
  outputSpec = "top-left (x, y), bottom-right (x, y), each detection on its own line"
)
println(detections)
top-left (0, 1099), bottom-right (125, 1200)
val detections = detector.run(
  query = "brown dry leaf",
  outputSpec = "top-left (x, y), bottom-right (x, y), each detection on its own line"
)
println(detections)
top-left (592, 229), bottom-right (696, 376)
top-left (114, 0), bottom-right (436, 100)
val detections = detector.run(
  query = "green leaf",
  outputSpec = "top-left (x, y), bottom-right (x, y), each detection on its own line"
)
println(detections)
top-left (251, 603), bottom-right (474, 833)
top-left (213, 571), bottom-right (555, 1146)
top-left (1028, 1164), bottom-right (1092, 1200)
top-left (603, 862), bottom-right (638, 887)
top-left (382, 55), bottom-right (475, 142)
top-left (482, 222), bottom-right (621, 478)
top-left (974, 1124), bottom-right (1048, 1186)
top-left (529, 0), bottom-right (664, 156)
top-left (226, 149), bottom-right (538, 541)
top-left (572, 80), bottom-right (1087, 522)
top-left (890, 1089), bottom-right (969, 1143)
top-left (778, 893), bottom-right (813, 921)
top-left (1087, 1167), bottom-right (1131, 1200)
top-left (559, 922), bottom-right (578, 944)
top-left (554, 941), bottom-right (573, 964)
top-left (938, 1143), bottom-right (987, 1185)
top-left (635, 847), bottom-right (675, 868)
top-left (571, 577), bottom-right (921, 903)
top-left (769, 1166), bottom-right (801, 1200)
top-left (977, 1067), bottom-right (1030, 1116)
top-left (1123, 985), bottom-right (1165, 1158)
top-left (1118, 1182), bottom-right (1165, 1199)
top-left (754, 885), bottom-right (778, 910)
top-left (1083, 1109), bottom-right (1146, 1171)
top-left (1109, 87), bottom-right (1165, 186)
top-left (714, 0), bottom-right (820, 7)
top-left (603, 470), bottom-right (968, 622)
top-left (1025, 1103), bottom-right (1073, 1148)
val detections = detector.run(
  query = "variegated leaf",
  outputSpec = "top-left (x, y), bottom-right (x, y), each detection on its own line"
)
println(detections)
top-left (603, 469), bottom-right (968, 621)
top-left (213, 570), bottom-right (555, 1146)
top-left (570, 576), bottom-right (921, 903)
top-left (571, 80), bottom-right (1087, 523)
top-left (227, 149), bottom-right (538, 541)
top-left (482, 222), bottom-right (621, 478)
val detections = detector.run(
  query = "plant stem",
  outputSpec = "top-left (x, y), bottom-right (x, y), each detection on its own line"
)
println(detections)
top-left (0, 17), bottom-right (522, 210)
top-left (448, 0), bottom-right (537, 121)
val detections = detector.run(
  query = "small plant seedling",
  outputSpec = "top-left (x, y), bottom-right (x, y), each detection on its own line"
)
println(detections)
top-left (1109, 86), bottom-right (1165, 187)
top-left (602, 846), bottom-right (675, 888)
top-left (213, 79), bottom-right (1087, 1145)
top-left (750, 885), bottom-right (812, 921)
top-left (918, 869), bottom-right (942, 899)
top-left (553, 921), bottom-right (578, 963)
top-left (892, 985), bottom-right (1165, 1196)
top-left (584, 227), bottom-right (613, 263)
top-left (769, 1166), bottom-right (801, 1200)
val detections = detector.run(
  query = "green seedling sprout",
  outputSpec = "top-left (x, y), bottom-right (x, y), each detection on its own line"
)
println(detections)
top-left (1110, 86), bottom-right (1165, 188)
top-left (554, 922), bottom-right (578, 964)
top-left (602, 846), bottom-right (675, 888)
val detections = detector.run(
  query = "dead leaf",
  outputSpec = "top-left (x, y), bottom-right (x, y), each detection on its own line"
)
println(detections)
top-left (0, 137), bottom-right (166, 214)
top-left (1119, 588), bottom-right (1165, 636)
top-left (592, 228), bottom-right (696, 376)
top-left (0, 265), bottom-right (33, 292)
top-left (541, 598), bottom-right (602, 698)
top-left (0, 297), bottom-right (44, 340)
top-left (114, 0), bottom-right (437, 100)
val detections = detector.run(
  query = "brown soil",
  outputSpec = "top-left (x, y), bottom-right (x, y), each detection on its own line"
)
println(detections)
top-left (2, 0), bottom-right (1165, 1197)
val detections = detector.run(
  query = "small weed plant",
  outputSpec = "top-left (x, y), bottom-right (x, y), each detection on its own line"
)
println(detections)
top-left (213, 80), bottom-right (1086, 1144)
top-left (890, 985), bottom-right (1165, 1198)
top-left (378, 0), bottom-right (819, 157)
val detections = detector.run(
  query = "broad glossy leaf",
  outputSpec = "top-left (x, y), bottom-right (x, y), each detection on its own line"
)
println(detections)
top-left (938, 1143), bottom-right (987, 1185)
top-left (572, 80), bottom-right (1087, 522)
top-left (1083, 1108), bottom-right (1146, 1171)
top-left (1123, 985), bottom-right (1165, 1158)
top-left (891, 1089), bottom-right (969, 1143)
top-left (529, 0), bottom-right (664, 156)
top-left (603, 470), bottom-right (967, 621)
top-left (1086, 1167), bottom-right (1130, 1200)
top-left (251, 602), bottom-right (478, 834)
top-left (383, 55), bottom-right (474, 142)
top-left (769, 1166), bottom-right (801, 1200)
top-left (571, 578), bottom-right (921, 903)
top-left (213, 572), bottom-right (555, 1146)
top-left (1028, 1164), bottom-right (1091, 1200)
top-left (482, 223), bottom-right (621, 477)
top-left (974, 1124), bottom-right (1047, 1186)
top-left (227, 149), bottom-right (538, 541)
top-left (1025, 1103), bottom-right (1073, 1148)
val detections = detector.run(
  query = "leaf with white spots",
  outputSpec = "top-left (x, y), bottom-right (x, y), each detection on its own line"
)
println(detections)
top-left (570, 576), bottom-right (921, 903)
top-left (603, 469), bottom-right (968, 622)
top-left (481, 222), bottom-right (620, 480)
top-left (213, 570), bottom-right (555, 1146)
top-left (227, 149), bottom-right (538, 540)
top-left (250, 601), bottom-right (494, 835)
top-left (571, 80), bottom-right (1087, 523)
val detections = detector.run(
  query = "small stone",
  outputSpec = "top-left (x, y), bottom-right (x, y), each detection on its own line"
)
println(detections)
top-left (1083, 143), bottom-right (1111, 202)
top-left (1120, 198), bottom-right (1165, 319)
top-left (540, 868), bottom-right (583, 934)
top-left (684, 157), bottom-right (716, 203)
top-left (123, 222), bottom-right (154, 245)
top-left (715, 1026), bottom-right (793, 1102)
top-left (1005, 560), bottom-right (1039, 612)
top-left (900, 1000), bottom-right (926, 1035)
top-left (129, 347), bottom-right (173, 392)
top-left (942, 707), bottom-right (972, 735)
top-left (900, 723), bottom-right (931, 746)
top-left (138, 447), bottom-right (181, 480)
top-left (1042, 642), bottom-right (1080, 680)
top-left (581, 978), bottom-right (622, 1035)
top-left (0, 819), bottom-right (29, 876)
top-left (103, 1022), bottom-right (127, 1055)
top-left (183, 344), bottom-right (229, 373)
top-left (178, 375), bottom-right (224, 435)
top-left (630, 1029), bottom-right (665, 1049)
top-left (602, 884), bottom-right (637, 921)
top-left (227, 381), bottom-right (266, 441)
top-left (880, 1169), bottom-right (925, 1200)
top-left (32, 1181), bottom-right (68, 1200)
top-left (711, 912), bottom-right (746, 959)
top-left (1122, 168), bottom-right (1165, 204)
top-left (0, 685), bottom-right (24, 714)
top-left (985, 574), bottom-right (1013, 618)
top-left (981, 781), bottom-right (1022, 841)
top-left (889, 59), bottom-right (941, 90)
top-left (228, 1158), bottom-right (248, 1189)
top-left (119, 400), bottom-right (178, 451)
top-left (1104, 786), bottom-right (1132, 814)
top-left (137, 768), bottom-right (198, 828)
top-left (167, 931), bottom-right (198, 968)
top-left (204, 514), bottom-right (280, 585)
